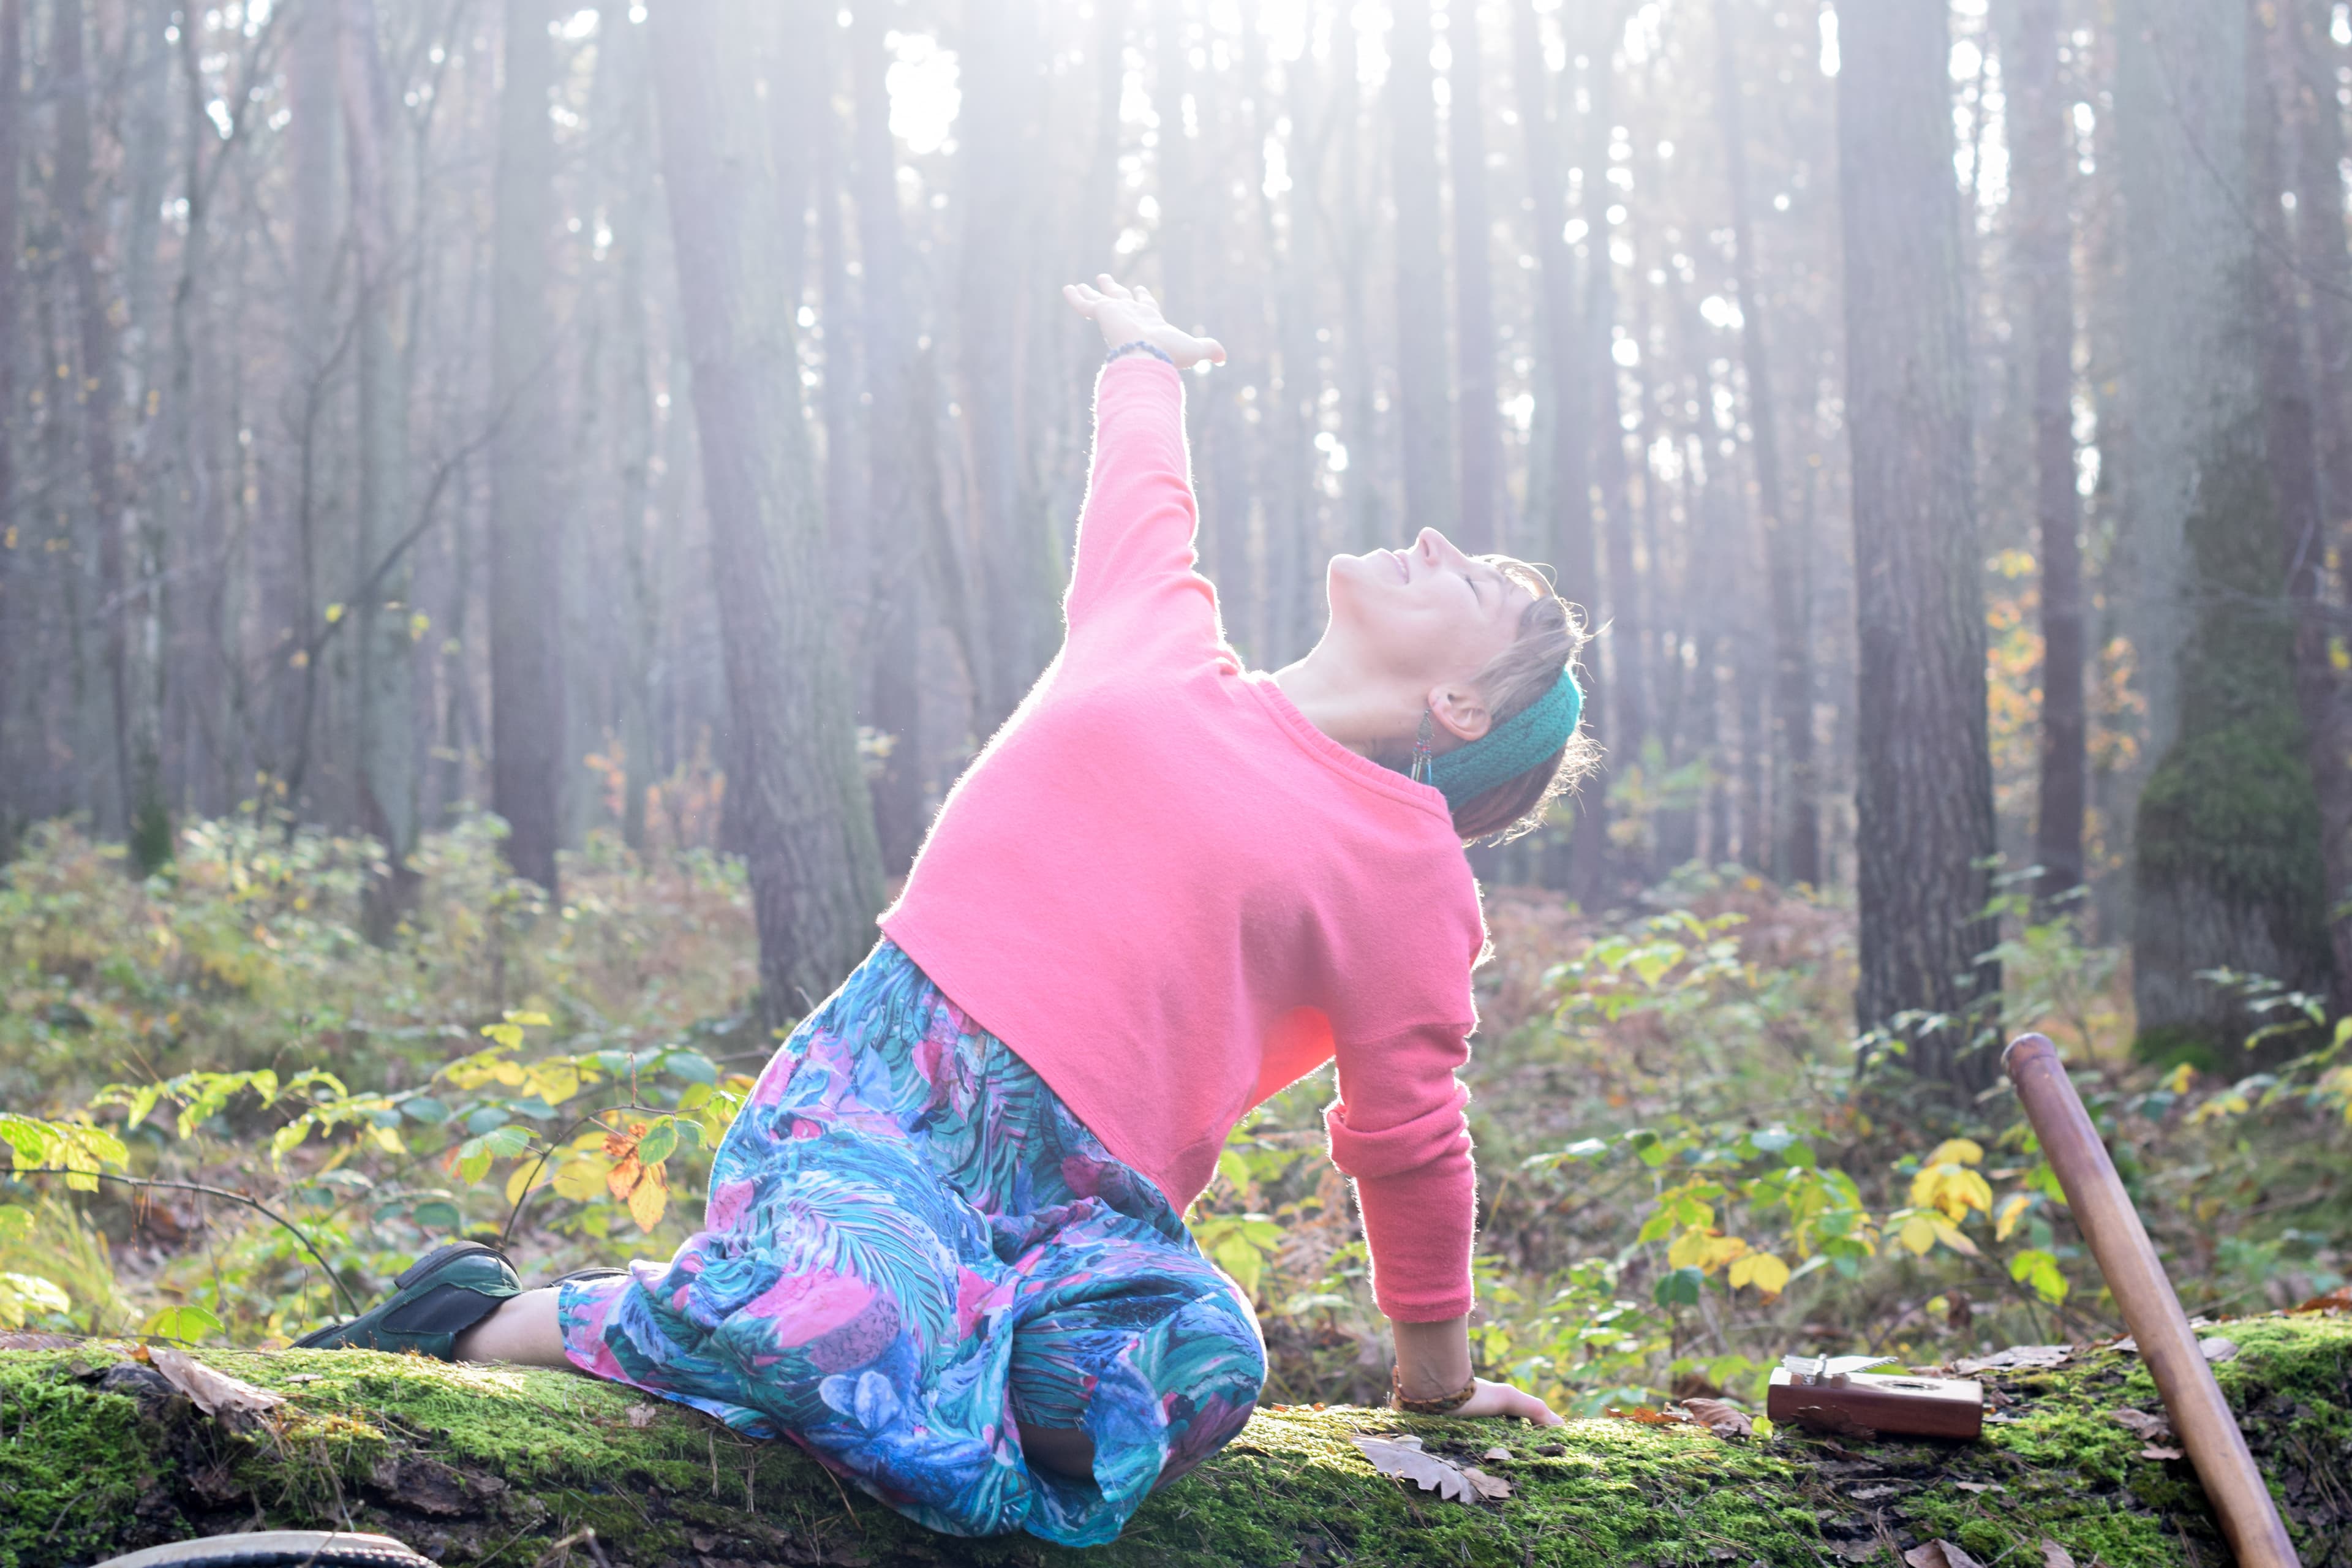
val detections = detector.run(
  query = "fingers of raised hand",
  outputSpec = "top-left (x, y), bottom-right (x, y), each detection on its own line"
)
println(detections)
top-left (1094, 273), bottom-right (1137, 301)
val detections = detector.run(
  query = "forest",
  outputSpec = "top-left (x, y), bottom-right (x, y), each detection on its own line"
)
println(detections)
top-left (1, 0), bottom-right (2350, 1563)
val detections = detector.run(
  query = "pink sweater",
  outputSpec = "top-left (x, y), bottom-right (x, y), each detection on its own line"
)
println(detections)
top-left (881, 356), bottom-right (1485, 1322)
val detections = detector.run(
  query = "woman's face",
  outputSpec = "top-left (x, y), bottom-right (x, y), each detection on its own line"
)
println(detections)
top-left (1325, 527), bottom-right (1532, 695)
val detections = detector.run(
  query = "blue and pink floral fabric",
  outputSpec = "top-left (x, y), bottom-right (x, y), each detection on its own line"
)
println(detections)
top-left (556, 940), bottom-right (1266, 1545)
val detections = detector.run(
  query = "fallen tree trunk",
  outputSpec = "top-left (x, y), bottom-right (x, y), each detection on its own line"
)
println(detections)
top-left (2, 1315), bottom-right (2344, 1568)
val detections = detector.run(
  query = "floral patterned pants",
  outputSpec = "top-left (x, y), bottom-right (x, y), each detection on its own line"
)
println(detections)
top-left (557, 940), bottom-right (1267, 1545)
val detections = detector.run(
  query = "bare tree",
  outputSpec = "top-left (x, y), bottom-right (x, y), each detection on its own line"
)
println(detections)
top-left (489, 0), bottom-right (567, 892)
top-left (651, 0), bottom-right (886, 1014)
top-left (1389, 0), bottom-right (1454, 535)
top-left (338, 0), bottom-right (420, 932)
top-left (1449, 1), bottom-right (1499, 552)
top-left (1838, 0), bottom-right (2001, 1085)
top-left (1712, 0), bottom-right (1817, 886)
top-left (0, 0), bottom-right (19, 846)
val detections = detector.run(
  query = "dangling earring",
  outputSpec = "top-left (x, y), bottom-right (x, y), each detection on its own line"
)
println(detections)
top-left (1409, 709), bottom-right (1435, 784)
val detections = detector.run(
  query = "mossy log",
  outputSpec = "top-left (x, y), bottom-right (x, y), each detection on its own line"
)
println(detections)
top-left (2, 1316), bottom-right (2346, 1568)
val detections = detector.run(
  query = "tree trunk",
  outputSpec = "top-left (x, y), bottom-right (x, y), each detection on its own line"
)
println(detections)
top-left (1388, 0), bottom-right (1453, 535)
top-left (56, 0), bottom-right (168, 864)
top-left (9, 1323), bottom-right (2346, 1566)
top-left (1512, 0), bottom-right (1591, 644)
top-left (1449, 2), bottom-right (1499, 554)
top-left (957, 0), bottom-right (1059, 733)
top-left (0, 0), bottom-right (18, 851)
top-left (847, 0), bottom-right (957, 877)
top-left (339, 0), bottom-right (420, 935)
top-left (1838, 0), bottom-right (2002, 1088)
top-left (1268, 24), bottom-right (1328, 669)
top-left (2290, 0), bottom-right (2352, 549)
top-left (652, 0), bottom-right (886, 1017)
top-left (2254, 0), bottom-right (2352, 1014)
top-left (1712, 0), bottom-right (1817, 888)
top-left (2125, 0), bottom-right (2335, 1059)
top-left (2006, 0), bottom-right (2086, 913)
top-left (489, 0), bottom-right (567, 894)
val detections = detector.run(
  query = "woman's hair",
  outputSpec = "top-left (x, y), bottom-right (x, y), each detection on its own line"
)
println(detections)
top-left (1446, 557), bottom-right (1599, 843)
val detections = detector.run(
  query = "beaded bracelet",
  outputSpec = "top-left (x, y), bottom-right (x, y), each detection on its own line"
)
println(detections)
top-left (1106, 339), bottom-right (1177, 367)
top-left (1391, 1365), bottom-right (1479, 1415)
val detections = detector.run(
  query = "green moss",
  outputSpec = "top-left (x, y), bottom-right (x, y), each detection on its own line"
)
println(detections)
top-left (3, 1315), bottom-right (2347, 1567)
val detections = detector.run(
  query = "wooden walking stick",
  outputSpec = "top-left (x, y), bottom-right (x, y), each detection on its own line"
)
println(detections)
top-left (2002, 1033), bottom-right (2300, 1568)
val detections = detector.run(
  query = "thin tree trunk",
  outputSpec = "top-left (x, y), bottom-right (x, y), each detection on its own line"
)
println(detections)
top-left (957, 0), bottom-right (1058, 731)
top-left (651, 0), bottom-right (886, 1016)
top-left (489, 0), bottom-right (567, 892)
top-left (848, 0), bottom-right (957, 875)
top-left (0, 0), bottom-right (18, 850)
top-left (2291, 0), bottom-right (2352, 546)
top-left (1329, 14), bottom-right (1384, 557)
top-left (1838, 0), bottom-right (2002, 1088)
top-left (2007, 0), bottom-right (2087, 911)
top-left (1713, 0), bottom-right (1817, 886)
top-left (56, 0), bottom-right (167, 862)
top-left (1270, 26), bottom-right (1328, 669)
top-left (338, 0), bottom-right (420, 934)
top-left (1388, 0), bottom-right (1453, 535)
top-left (2255, 0), bottom-right (2352, 1011)
top-left (1449, 3), bottom-right (1499, 554)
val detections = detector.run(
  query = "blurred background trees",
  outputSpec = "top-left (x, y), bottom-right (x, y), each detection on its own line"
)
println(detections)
top-left (0, 0), bottom-right (2344, 1068)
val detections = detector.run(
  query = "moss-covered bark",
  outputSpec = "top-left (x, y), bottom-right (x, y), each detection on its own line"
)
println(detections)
top-left (3, 1315), bottom-right (2345, 1567)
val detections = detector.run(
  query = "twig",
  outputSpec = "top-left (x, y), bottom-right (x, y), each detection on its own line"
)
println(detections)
top-left (6, 1169), bottom-right (361, 1317)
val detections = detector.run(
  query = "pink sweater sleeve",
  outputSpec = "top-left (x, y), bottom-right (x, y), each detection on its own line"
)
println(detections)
top-left (1063, 356), bottom-right (1223, 658)
top-left (1324, 1024), bottom-right (1477, 1322)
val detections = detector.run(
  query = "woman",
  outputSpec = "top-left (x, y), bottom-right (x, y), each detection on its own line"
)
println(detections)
top-left (301, 277), bottom-right (1589, 1545)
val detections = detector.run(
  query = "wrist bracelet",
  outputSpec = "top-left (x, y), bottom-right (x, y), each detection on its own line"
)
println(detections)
top-left (1391, 1365), bottom-right (1479, 1415)
top-left (1106, 339), bottom-right (1176, 367)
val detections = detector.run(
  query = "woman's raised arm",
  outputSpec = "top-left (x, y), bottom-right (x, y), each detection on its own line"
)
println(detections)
top-left (1058, 277), bottom-right (1231, 654)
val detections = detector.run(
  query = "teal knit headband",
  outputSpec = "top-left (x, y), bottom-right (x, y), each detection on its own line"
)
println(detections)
top-left (1425, 668), bottom-right (1584, 810)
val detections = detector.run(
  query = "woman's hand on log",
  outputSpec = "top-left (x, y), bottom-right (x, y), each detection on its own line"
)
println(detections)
top-left (1063, 274), bottom-right (1227, 369)
top-left (1453, 1378), bottom-right (1565, 1427)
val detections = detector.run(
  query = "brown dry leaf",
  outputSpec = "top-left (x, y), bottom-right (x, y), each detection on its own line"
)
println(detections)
top-left (2199, 1336), bottom-right (2237, 1363)
top-left (2142, 1445), bottom-right (2185, 1460)
top-left (2290, 1284), bottom-right (2351, 1314)
top-left (2040, 1540), bottom-right (2076, 1568)
top-left (1605, 1404), bottom-right (1697, 1427)
top-left (1950, 1344), bottom-right (2071, 1376)
top-left (1351, 1433), bottom-right (1494, 1506)
top-left (1951, 1482), bottom-right (2003, 1494)
top-left (1903, 1541), bottom-right (1988, 1568)
top-left (625, 1403), bottom-right (660, 1429)
top-left (142, 1344), bottom-right (285, 1422)
top-left (1457, 1464), bottom-right (1513, 1501)
top-left (2109, 1409), bottom-right (2172, 1442)
top-left (1680, 1397), bottom-right (1753, 1438)
top-left (1481, 1446), bottom-right (1512, 1463)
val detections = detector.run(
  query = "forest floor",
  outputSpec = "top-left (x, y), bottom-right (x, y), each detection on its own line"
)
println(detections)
top-left (1, 815), bottom-right (2349, 1562)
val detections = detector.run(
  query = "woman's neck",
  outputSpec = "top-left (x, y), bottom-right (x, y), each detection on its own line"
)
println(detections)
top-left (1270, 644), bottom-right (1413, 761)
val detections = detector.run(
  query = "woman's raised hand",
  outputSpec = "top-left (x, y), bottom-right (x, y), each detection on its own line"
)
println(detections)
top-left (1062, 274), bottom-right (1227, 371)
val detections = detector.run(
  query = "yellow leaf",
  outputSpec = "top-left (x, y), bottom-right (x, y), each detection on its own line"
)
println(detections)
top-left (2162, 1063), bottom-right (2195, 1095)
top-left (323, 602), bottom-right (344, 624)
top-left (505, 1159), bottom-right (548, 1207)
top-left (490, 1060), bottom-right (527, 1087)
top-left (551, 1154), bottom-right (608, 1203)
top-left (1745, 1252), bottom-right (1791, 1295)
top-left (1996, 1193), bottom-right (2030, 1242)
top-left (627, 1163), bottom-right (668, 1231)
top-left (1700, 1234), bottom-right (1749, 1274)
top-left (1667, 1228), bottom-right (1711, 1271)
top-left (524, 1062), bottom-right (581, 1104)
top-left (368, 1123), bottom-right (405, 1155)
top-left (505, 1010), bottom-right (552, 1028)
top-left (1932, 1220), bottom-right (1981, 1257)
top-left (1899, 1215), bottom-right (1938, 1256)
top-left (1728, 1253), bottom-right (1759, 1290)
top-left (606, 1153), bottom-right (643, 1203)
top-left (1927, 1138), bottom-right (1985, 1168)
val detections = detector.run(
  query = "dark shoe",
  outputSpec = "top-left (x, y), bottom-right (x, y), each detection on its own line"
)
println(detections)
top-left (293, 1241), bottom-right (520, 1359)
